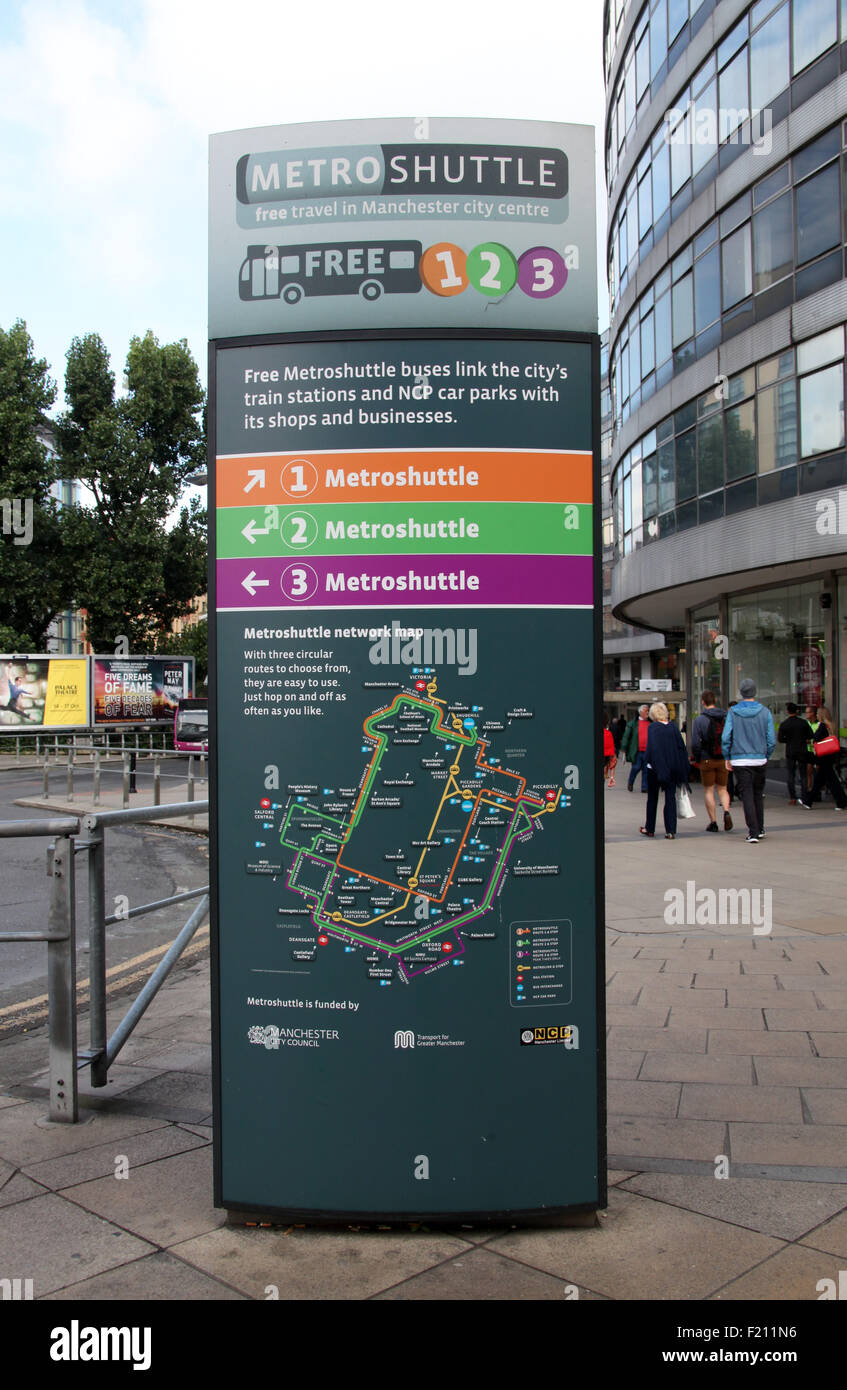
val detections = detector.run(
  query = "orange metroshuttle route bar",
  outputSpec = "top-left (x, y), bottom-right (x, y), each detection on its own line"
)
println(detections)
top-left (215, 449), bottom-right (592, 509)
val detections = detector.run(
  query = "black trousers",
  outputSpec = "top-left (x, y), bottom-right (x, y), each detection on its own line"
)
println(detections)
top-left (786, 754), bottom-right (807, 801)
top-left (805, 756), bottom-right (847, 809)
top-left (734, 765), bottom-right (766, 837)
top-left (645, 772), bottom-right (677, 835)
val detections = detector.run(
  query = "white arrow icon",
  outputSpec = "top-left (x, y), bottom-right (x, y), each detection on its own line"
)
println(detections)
top-left (242, 571), bottom-right (270, 595)
top-left (241, 519), bottom-right (271, 544)
top-left (243, 470), bottom-right (265, 493)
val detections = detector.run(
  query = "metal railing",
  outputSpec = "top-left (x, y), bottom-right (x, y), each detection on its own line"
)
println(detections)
top-left (35, 749), bottom-right (207, 808)
top-left (0, 728), bottom-right (172, 763)
top-left (0, 801), bottom-right (209, 1121)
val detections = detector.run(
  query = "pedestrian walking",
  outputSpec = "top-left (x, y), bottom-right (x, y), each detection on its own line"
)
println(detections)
top-left (799, 707), bottom-right (847, 810)
top-left (690, 690), bottom-right (733, 832)
top-left (804, 705), bottom-right (820, 800)
top-left (777, 702), bottom-right (814, 804)
top-left (623, 703), bottom-right (650, 793)
top-left (603, 714), bottom-right (617, 787)
top-left (639, 702), bottom-right (691, 839)
top-left (721, 680), bottom-right (776, 843)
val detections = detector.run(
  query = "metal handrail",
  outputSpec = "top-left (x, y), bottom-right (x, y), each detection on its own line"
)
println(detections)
top-left (0, 799), bottom-right (210, 1121)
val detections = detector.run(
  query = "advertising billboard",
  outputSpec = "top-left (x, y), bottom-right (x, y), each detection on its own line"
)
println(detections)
top-left (211, 331), bottom-right (603, 1219)
top-left (210, 116), bottom-right (597, 338)
top-left (0, 656), bottom-right (89, 729)
top-left (92, 657), bottom-right (193, 724)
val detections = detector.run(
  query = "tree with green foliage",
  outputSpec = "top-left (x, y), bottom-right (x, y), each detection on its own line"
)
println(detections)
top-left (0, 321), bottom-right (75, 649)
top-left (58, 331), bottom-right (207, 651)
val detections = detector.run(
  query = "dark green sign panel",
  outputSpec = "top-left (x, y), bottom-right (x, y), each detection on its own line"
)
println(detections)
top-left (210, 333), bottom-right (604, 1219)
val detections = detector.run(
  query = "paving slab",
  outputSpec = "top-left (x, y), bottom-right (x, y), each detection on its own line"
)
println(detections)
top-left (808, 1033), bottom-right (847, 1055)
top-left (799, 1209), bottom-right (847, 1258)
top-left (667, 1007), bottom-right (765, 1030)
top-left (729, 1122), bottom-right (847, 1168)
top-left (607, 1080), bottom-right (681, 1118)
top-left (618, 1172), bottom-right (847, 1242)
top-left (754, 1057), bottom-right (847, 1088)
top-left (372, 1245), bottom-right (599, 1299)
top-left (725, 988), bottom-right (817, 1007)
top-left (802, 1090), bottom-right (847, 1124)
top-left (765, 1008), bottom-right (847, 1031)
top-left (114, 1069), bottom-right (213, 1119)
top-left (0, 1101), bottom-right (169, 1167)
top-left (169, 1225), bottom-right (474, 1300)
top-left (710, 1244), bottom-right (843, 1300)
top-left (22, 1122), bottom-right (209, 1190)
top-left (60, 1146), bottom-right (225, 1247)
top-left (43, 1250), bottom-right (246, 1301)
top-left (607, 1026), bottom-right (707, 1054)
top-left (0, 1191), bottom-right (153, 1296)
top-left (606, 1049), bottom-right (645, 1080)
top-left (708, 1029), bottom-right (814, 1056)
top-left (640, 1052), bottom-right (754, 1084)
top-left (486, 1188), bottom-right (783, 1301)
top-left (609, 1116), bottom-right (726, 1162)
top-left (679, 1084), bottom-right (803, 1123)
top-left (605, 1005), bottom-right (671, 1026)
top-left (0, 1171), bottom-right (48, 1209)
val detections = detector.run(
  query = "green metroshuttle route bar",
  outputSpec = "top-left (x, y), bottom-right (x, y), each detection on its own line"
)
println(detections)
top-left (217, 500), bottom-right (592, 559)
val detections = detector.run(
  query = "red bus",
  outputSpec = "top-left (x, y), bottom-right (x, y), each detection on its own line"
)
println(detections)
top-left (174, 697), bottom-right (208, 753)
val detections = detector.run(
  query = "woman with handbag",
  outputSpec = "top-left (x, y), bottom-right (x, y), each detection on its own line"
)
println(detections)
top-left (800, 708), bottom-right (847, 810)
top-left (639, 702), bottom-right (692, 839)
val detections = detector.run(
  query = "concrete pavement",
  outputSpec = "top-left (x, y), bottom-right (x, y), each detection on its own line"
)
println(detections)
top-left (1, 769), bottom-right (845, 1300)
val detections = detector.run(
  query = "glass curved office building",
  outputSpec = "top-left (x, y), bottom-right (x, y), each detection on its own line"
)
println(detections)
top-left (604, 0), bottom-right (847, 736)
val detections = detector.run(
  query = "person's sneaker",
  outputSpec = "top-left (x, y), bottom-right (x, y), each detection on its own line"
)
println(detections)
top-left (799, 802), bottom-right (812, 809)
top-left (706, 821), bottom-right (718, 832)
top-left (723, 811), bottom-right (733, 831)
top-left (627, 783), bottom-right (634, 792)
top-left (746, 834), bottom-right (759, 843)
top-left (758, 830), bottom-right (766, 838)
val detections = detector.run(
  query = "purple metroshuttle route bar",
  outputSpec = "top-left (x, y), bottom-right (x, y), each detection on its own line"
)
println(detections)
top-left (217, 554), bottom-right (593, 609)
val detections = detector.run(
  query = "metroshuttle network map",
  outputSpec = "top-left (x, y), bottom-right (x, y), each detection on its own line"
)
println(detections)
top-left (269, 674), bottom-right (564, 986)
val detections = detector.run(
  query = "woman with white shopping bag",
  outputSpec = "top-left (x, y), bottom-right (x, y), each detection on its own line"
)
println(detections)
top-left (639, 702), bottom-right (692, 840)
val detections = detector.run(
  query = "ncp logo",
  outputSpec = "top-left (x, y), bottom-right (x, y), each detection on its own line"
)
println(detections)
top-left (394, 1029), bottom-right (415, 1049)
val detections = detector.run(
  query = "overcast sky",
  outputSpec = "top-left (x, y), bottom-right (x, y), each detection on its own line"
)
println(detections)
top-left (0, 0), bottom-right (608, 415)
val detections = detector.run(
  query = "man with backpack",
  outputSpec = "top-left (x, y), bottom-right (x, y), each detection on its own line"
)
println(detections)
top-left (690, 691), bottom-right (732, 833)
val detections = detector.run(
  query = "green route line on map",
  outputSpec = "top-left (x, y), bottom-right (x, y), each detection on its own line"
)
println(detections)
top-left (277, 688), bottom-right (557, 956)
top-left (288, 790), bottom-right (553, 955)
top-left (348, 694), bottom-right (478, 838)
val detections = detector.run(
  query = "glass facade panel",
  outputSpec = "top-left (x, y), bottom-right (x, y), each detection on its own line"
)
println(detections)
top-left (800, 363), bottom-right (845, 454)
top-left (719, 48), bottom-right (749, 138)
top-left (750, 3), bottom-right (790, 111)
top-left (726, 400), bottom-right (757, 479)
top-left (697, 414), bottom-right (724, 492)
top-left (652, 138), bottom-right (671, 221)
top-left (722, 223), bottom-right (752, 306)
top-left (758, 380), bottom-right (798, 470)
top-left (672, 272), bottom-right (694, 344)
top-left (797, 326), bottom-right (844, 372)
top-left (676, 427), bottom-right (697, 498)
top-left (792, 0), bottom-right (837, 74)
top-left (694, 243), bottom-right (720, 329)
top-left (838, 575), bottom-right (847, 736)
top-left (658, 438), bottom-right (676, 510)
top-left (796, 164), bottom-right (840, 264)
top-left (753, 191), bottom-right (793, 290)
top-left (728, 582), bottom-right (825, 714)
top-left (691, 608), bottom-right (723, 701)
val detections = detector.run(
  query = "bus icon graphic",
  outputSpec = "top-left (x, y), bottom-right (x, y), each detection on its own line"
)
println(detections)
top-left (239, 241), bottom-right (423, 304)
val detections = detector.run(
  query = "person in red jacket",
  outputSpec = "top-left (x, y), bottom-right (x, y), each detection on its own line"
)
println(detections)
top-left (603, 712), bottom-right (617, 787)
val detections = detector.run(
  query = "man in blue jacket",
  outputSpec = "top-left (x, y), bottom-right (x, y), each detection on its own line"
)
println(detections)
top-left (721, 679), bottom-right (776, 843)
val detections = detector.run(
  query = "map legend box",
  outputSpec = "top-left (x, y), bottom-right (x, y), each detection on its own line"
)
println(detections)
top-left (510, 917), bottom-right (573, 1007)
